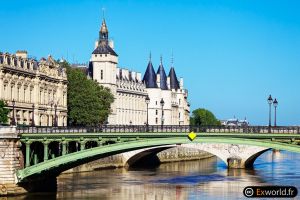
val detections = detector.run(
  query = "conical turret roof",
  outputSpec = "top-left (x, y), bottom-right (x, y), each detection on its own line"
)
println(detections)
top-left (168, 67), bottom-right (180, 90)
top-left (143, 61), bottom-right (158, 88)
top-left (156, 58), bottom-right (168, 90)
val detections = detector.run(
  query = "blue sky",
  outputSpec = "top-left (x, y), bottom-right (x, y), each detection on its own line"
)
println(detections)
top-left (1, 0), bottom-right (300, 125)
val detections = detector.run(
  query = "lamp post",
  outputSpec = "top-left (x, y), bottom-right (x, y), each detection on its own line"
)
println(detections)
top-left (54, 104), bottom-right (57, 127)
top-left (273, 98), bottom-right (278, 127)
top-left (31, 104), bottom-right (35, 126)
top-left (49, 101), bottom-right (53, 126)
top-left (11, 99), bottom-right (16, 126)
top-left (145, 95), bottom-right (150, 130)
top-left (267, 95), bottom-right (273, 133)
top-left (160, 98), bottom-right (165, 129)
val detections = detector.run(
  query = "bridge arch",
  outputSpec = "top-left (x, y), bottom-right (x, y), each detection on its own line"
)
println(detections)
top-left (121, 144), bottom-right (270, 169)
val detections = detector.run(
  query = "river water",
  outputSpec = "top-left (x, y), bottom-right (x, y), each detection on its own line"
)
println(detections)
top-left (12, 150), bottom-right (300, 200)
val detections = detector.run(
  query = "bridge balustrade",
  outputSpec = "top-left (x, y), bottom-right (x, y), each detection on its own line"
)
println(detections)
top-left (16, 125), bottom-right (300, 134)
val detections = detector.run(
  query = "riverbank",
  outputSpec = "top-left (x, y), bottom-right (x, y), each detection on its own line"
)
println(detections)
top-left (64, 147), bottom-right (214, 173)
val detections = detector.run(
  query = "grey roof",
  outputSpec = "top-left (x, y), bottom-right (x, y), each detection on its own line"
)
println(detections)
top-left (156, 63), bottom-right (168, 90)
top-left (142, 61), bottom-right (158, 88)
top-left (92, 44), bottom-right (118, 56)
top-left (168, 67), bottom-right (180, 90)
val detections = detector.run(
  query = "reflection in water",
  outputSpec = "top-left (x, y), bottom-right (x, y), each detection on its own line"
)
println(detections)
top-left (8, 150), bottom-right (300, 200)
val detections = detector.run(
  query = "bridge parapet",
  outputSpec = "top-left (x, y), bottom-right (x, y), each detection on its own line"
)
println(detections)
top-left (17, 125), bottom-right (300, 134)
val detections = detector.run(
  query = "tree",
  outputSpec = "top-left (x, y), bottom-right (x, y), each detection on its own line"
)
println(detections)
top-left (62, 62), bottom-right (114, 126)
top-left (190, 108), bottom-right (221, 126)
top-left (0, 100), bottom-right (9, 124)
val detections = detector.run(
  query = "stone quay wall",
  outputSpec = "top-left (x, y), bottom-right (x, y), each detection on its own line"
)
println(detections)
top-left (64, 147), bottom-right (214, 173)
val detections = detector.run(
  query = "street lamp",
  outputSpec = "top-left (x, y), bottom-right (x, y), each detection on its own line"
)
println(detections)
top-left (267, 95), bottom-right (273, 127)
top-left (273, 98), bottom-right (278, 127)
top-left (31, 104), bottom-right (35, 126)
top-left (54, 104), bottom-right (57, 127)
top-left (145, 95), bottom-right (150, 127)
top-left (145, 95), bottom-right (150, 132)
top-left (160, 98), bottom-right (165, 128)
top-left (49, 101), bottom-right (53, 126)
top-left (11, 99), bottom-right (16, 126)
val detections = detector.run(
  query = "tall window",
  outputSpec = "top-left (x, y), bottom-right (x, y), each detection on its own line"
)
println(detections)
top-left (155, 118), bottom-right (158, 124)
top-left (101, 70), bottom-right (103, 80)
top-left (156, 110), bottom-right (158, 115)
top-left (40, 90), bottom-right (42, 104)
top-left (23, 87), bottom-right (26, 102)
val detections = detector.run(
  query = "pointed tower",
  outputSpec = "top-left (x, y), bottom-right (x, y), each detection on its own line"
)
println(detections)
top-left (156, 56), bottom-right (168, 90)
top-left (142, 54), bottom-right (158, 88)
top-left (90, 17), bottom-right (118, 124)
top-left (168, 67), bottom-right (180, 90)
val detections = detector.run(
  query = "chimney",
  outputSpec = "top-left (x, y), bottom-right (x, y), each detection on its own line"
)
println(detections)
top-left (16, 50), bottom-right (28, 59)
top-left (136, 73), bottom-right (141, 81)
top-left (180, 77), bottom-right (184, 89)
top-left (167, 77), bottom-right (170, 89)
top-left (94, 40), bottom-right (99, 49)
top-left (156, 74), bottom-right (161, 88)
top-left (109, 40), bottom-right (114, 49)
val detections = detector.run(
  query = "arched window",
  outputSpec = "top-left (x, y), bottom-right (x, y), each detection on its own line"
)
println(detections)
top-left (7, 57), bottom-right (11, 65)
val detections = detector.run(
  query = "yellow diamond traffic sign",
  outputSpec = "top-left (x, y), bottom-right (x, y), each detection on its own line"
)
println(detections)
top-left (188, 132), bottom-right (197, 141)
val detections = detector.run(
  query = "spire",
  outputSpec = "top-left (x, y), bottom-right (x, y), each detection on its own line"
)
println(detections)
top-left (143, 59), bottom-right (157, 88)
top-left (99, 18), bottom-right (108, 43)
top-left (171, 50), bottom-right (174, 67)
top-left (156, 56), bottom-right (168, 90)
top-left (168, 67), bottom-right (180, 90)
top-left (92, 16), bottom-right (117, 56)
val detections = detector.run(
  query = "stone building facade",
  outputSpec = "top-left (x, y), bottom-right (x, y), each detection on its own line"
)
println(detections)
top-left (89, 19), bottom-right (190, 125)
top-left (0, 51), bottom-right (68, 126)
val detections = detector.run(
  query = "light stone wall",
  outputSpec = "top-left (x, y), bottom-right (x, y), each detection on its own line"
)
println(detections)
top-left (0, 126), bottom-right (27, 196)
top-left (0, 52), bottom-right (68, 126)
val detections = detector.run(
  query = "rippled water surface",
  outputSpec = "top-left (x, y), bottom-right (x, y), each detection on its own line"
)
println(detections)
top-left (11, 150), bottom-right (300, 200)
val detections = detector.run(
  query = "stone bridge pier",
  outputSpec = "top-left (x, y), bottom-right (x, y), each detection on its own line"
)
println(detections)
top-left (0, 126), bottom-right (26, 196)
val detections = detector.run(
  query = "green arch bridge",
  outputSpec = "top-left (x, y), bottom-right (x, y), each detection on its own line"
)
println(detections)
top-left (15, 125), bottom-right (300, 189)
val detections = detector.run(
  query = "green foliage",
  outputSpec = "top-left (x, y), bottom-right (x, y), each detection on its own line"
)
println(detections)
top-left (190, 108), bottom-right (221, 126)
top-left (62, 62), bottom-right (114, 126)
top-left (0, 100), bottom-right (9, 124)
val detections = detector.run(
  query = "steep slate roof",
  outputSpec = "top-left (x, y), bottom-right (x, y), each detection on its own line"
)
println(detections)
top-left (168, 67), bottom-right (180, 90)
top-left (92, 44), bottom-right (117, 56)
top-left (156, 61), bottom-right (168, 90)
top-left (142, 61), bottom-right (158, 88)
top-left (92, 19), bottom-right (118, 56)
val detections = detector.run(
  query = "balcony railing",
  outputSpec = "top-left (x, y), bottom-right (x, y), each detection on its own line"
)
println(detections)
top-left (16, 125), bottom-right (300, 134)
